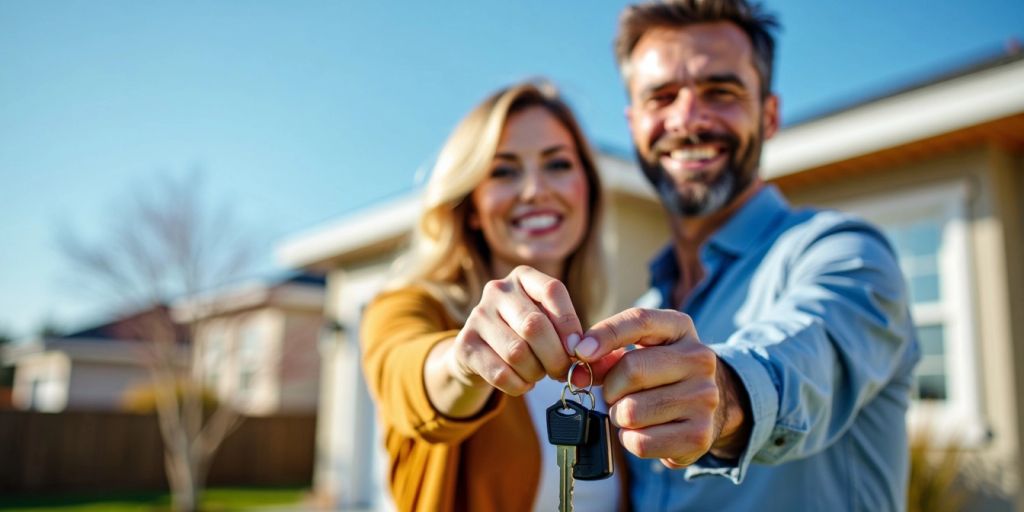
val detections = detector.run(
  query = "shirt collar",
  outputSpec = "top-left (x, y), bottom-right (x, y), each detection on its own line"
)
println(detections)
top-left (707, 184), bottom-right (789, 257)
top-left (649, 184), bottom-right (790, 284)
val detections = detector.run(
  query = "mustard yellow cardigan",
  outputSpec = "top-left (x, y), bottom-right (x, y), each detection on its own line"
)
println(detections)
top-left (362, 286), bottom-right (628, 512)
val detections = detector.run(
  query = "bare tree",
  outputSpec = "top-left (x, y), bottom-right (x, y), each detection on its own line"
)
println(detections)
top-left (59, 172), bottom-right (258, 512)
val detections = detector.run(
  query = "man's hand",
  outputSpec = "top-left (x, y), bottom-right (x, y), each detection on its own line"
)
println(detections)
top-left (573, 308), bottom-right (750, 468)
top-left (448, 265), bottom-right (583, 396)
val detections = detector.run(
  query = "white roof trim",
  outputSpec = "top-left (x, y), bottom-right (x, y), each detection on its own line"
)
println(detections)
top-left (762, 58), bottom-right (1024, 178)
top-left (277, 194), bottom-right (423, 269)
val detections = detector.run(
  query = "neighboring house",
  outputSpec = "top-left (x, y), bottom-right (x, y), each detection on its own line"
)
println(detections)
top-left (278, 52), bottom-right (1024, 510)
top-left (178, 272), bottom-right (326, 416)
top-left (6, 306), bottom-right (184, 412)
top-left (3, 273), bottom-right (326, 416)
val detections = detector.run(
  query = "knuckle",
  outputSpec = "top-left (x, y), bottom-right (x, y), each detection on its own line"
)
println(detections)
top-left (628, 307), bottom-right (654, 331)
top-left (540, 278), bottom-right (566, 298)
top-left (619, 352), bottom-right (645, 382)
top-left (696, 346), bottom-right (717, 366)
top-left (554, 312), bottom-right (578, 329)
top-left (504, 339), bottom-right (532, 366)
top-left (490, 366), bottom-right (516, 391)
top-left (630, 433), bottom-right (656, 459)
top-left (695, 384), bottom-right (720, 412)
top-left (675, 311), bottom-right (695, 330)
top-left (483, 278), bottom-right (511, 295)
top-left (519, 311), bottom-right (549, 339)
top-left (693, 426), bottom-right (715, 452)
top-left (615, 399), bottom-right (641, 428)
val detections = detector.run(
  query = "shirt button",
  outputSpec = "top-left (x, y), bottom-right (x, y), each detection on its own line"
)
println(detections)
top-left (651, 462), bottom-right (664, 473)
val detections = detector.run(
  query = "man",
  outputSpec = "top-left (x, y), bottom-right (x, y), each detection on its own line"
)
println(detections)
top-left (567, 0), bottom-right (920, 510)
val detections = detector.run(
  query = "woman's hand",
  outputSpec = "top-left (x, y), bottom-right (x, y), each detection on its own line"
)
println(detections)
top-left (425, 266), bottom-right (583, 417)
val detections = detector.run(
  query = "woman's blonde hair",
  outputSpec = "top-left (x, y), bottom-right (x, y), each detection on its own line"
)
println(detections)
top-left (388, 80), bottom-right (607, 325)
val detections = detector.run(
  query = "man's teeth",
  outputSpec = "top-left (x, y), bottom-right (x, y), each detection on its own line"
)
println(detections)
top-left (670, 146), bottom-right (718, 161)
top-left (517, 214), bottom-right (558, 230)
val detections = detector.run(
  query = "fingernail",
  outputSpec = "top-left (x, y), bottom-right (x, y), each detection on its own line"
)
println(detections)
top-left (566, 333), bottom-right (580, 353)
top-left (575, 337), bottom-right (598, 359)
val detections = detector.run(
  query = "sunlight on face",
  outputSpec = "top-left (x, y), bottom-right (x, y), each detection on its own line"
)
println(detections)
top-left (470, 106), bottom-right (590, 278)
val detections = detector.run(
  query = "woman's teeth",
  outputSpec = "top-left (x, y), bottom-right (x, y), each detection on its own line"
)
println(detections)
top-left (516, 214), bottom-right (559, 230)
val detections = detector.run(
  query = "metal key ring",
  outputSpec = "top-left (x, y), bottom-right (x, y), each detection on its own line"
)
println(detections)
top-left (560, 385), bottom-right (596, 411)
top-left (566, 360), bottom-right (593, 395)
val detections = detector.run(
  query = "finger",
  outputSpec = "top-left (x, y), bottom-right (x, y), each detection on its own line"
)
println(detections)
top-left (493, 287), bottom-right (571, 379)
top-left (580, 349), bottom-right (627, 386)
top-left (512, 266), bottom-right (584, 348)
top-left (454, 329), bottom-right (535, 396)
top-left (575, 308), bottom-right (698, 362)
top-left (607, 377), bottom-right (719, 430)
top-left (602, 343), bottom-right (717, 404)
top-left (479, 318), bottom-right (548, 384)
top-left (618, 418), bottom-right (715, 465)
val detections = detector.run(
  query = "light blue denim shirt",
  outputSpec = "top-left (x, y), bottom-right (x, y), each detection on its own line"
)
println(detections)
top-left (628, 185), bottom-right (920, 512)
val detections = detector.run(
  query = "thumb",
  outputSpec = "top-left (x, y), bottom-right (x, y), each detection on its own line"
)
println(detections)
top-left (574, 308), bottom-right (697, 363)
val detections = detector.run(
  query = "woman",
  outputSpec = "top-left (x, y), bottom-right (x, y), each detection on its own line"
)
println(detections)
top-left (361, 81), bottom-right (623, 511)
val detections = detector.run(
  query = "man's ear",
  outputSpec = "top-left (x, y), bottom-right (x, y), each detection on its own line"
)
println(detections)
top-left (762, 94), bottom-right (780, 140)
top-left (624, 105), bottom-right (635, 132)
top-left (468, 210), bottom-right (481, 230)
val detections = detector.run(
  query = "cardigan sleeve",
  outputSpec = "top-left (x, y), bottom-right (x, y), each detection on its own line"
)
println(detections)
top-left (360, 286), bottom-right (507, 444)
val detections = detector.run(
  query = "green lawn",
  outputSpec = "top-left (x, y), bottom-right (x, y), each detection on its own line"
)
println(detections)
top-left (0, 487), bottom-right (307, 511)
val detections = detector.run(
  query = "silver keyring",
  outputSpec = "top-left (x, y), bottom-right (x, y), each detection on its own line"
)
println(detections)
top-left (560, 385), bottom-right (596, 411)
top-left (566, 360), bottom-right (593, 395)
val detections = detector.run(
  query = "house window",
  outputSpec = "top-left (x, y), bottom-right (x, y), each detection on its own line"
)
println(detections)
top-left (832, 181), bottom-right (983, 443)
top-left (881, 217), bottom-right (947, 401)
top-left (238, 323), bottom-right (262, 395)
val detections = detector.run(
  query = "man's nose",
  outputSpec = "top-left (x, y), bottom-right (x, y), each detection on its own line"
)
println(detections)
top-left (664, 90), bottom-right (710, 136)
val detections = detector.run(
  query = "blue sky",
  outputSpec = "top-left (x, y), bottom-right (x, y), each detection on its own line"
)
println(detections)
top-left (1, 1), bottom-right (1021, 339)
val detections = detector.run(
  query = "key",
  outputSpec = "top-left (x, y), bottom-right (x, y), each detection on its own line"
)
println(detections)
top-left (547, 399), bottom-right (590, 512)
top-left (573, 408), bottom-right (614, 481)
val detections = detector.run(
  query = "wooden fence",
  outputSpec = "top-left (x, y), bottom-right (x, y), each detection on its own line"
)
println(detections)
top-left (0, 409), bottom-right (316, 494)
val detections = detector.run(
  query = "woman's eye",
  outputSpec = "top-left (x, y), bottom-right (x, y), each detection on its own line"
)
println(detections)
top-left (545, 158), bottom-right (573, 171)
top-left (490, 166), bottom-right (518, 178)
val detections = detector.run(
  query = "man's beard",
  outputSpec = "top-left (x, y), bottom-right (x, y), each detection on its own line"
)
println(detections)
top-left (636, 128), bottom-right (763, 218)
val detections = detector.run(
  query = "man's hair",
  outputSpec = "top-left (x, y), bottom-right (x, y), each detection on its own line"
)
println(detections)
top-left (614, 0), bottom-right (780, 98)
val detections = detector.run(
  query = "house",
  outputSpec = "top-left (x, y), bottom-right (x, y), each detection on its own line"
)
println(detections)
top-left (177, 272), bottom-right (327, 415)
top-left (277, 51), bottom-right (1024, 510)
top-left (6, 306), bottom-right (184, 412)
top-left (3, 273), bottom-right (326, 416)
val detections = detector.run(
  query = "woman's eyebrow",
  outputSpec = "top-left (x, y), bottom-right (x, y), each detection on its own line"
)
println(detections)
top-left (541, 144), bottom-right (570, 157)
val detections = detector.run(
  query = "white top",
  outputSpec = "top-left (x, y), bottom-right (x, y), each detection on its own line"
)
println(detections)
top-left (525, 377), bottom-right (621, 511)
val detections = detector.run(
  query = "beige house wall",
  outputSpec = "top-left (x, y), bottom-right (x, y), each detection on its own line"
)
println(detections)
top-left (604, 192), bottom-right (671, 314)
top-left (278, 309), bottom-right (324, 412)
top-left (195, 303), bottom-right (322, 416)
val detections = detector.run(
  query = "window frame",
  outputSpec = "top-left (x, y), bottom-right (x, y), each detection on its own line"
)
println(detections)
top-left (831, 180), bottom-right (985, 444)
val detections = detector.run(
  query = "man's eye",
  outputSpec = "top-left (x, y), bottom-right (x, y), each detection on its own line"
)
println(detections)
top-left (707, 88), bottom-right (738, 100)
top-left (647, 93), bottom-right (675, 107)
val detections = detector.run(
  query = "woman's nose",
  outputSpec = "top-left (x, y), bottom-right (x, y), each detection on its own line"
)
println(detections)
top-left (519, 166), bottom-right (548, 201)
